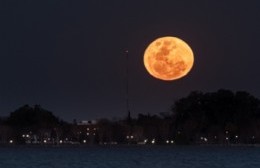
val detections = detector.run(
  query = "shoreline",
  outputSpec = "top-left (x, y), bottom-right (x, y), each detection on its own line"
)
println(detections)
top-left (1, 143), bottom-right (260, 148)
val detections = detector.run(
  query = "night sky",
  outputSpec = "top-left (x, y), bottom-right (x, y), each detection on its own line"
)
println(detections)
top-left (1, 0), bottom-right (260, 122)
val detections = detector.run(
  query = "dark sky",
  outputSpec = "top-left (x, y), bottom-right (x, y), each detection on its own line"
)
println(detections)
top-left (1, 0), bottom-right (260, 122)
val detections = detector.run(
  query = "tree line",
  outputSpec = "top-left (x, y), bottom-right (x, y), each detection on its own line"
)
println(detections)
top-left (0, 89), bottom-right (260, 145)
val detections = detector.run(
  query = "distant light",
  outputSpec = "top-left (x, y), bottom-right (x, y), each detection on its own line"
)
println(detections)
top-left (111, 142), bottom-right (118, 145)
top-left (171, 140), bottom-right (174, 144)
top-left (200, 137), bottom-right (204, 140)
top-left (151, 139), bottom-right (155, 144)
top-left (59, 140), bottom-right (63, 144)
top-left (87, 133), bottom-right (89, 136)
top-left (144, 139), bottom-right (148, 143)
top-left (130, 136), bottom-right (134, 139)
top-left (235, 135), bottom-right (238, 139)
top-left (93, 128), bottom-right (97, 131)
top-left (9, 140), bottom-right (13, 144)
top-left (252, 136), bottom-right (255, 139)
top-left (226, 137), bottom-right (229, 140)
top-left (87, 128), bottom-right (90, 131)
top-left (166, 140), bottom-right (169, 144)
top-left (214, 136), bottom-right (217, 139)
top-left (225, 131), bottom-right (229, 134)
top-left (93, 133), bottom-right (96, 136)
top-left (204, 138), bottom-right (208, 142)
top-left (126, 136), bottom-right (129, 139)
top-left (43, 140), bottom-right (47, 143)
top-left (83, 140), bottom-right (86, 143)
top-left (22, 134), bottom-right (25, 138)
top-left (26, 134), bottom-right (30, 138)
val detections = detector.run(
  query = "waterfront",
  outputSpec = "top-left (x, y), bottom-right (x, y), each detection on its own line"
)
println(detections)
top-left (1, 146), bottom-right (260, 168)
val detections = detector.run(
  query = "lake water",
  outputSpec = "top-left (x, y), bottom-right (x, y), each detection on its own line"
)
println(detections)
top-left (0, 146), bottom-right (260, 168)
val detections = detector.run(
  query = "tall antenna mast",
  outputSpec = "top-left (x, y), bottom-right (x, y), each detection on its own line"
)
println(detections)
top-left (125, 50), bottom-right (130, 115)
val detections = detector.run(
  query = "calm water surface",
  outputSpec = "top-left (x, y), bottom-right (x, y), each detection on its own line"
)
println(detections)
top-left (0, 146), bottom-right (260, 168)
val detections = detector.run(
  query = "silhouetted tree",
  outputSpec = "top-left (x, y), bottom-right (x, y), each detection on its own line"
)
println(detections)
top-left (6, 105), bottom-right (63, 143)
top-left (7, 105), bottom-right (60, 130)
top-left (172, 89), bottom-right (260, 144)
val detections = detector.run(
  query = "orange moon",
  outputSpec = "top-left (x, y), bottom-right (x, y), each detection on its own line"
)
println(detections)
top-left (144, 36), bottom-right (194, 81)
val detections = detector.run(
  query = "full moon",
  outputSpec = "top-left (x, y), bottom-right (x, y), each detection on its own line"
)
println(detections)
top-left (144, 36), bottom-right (194, 81)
